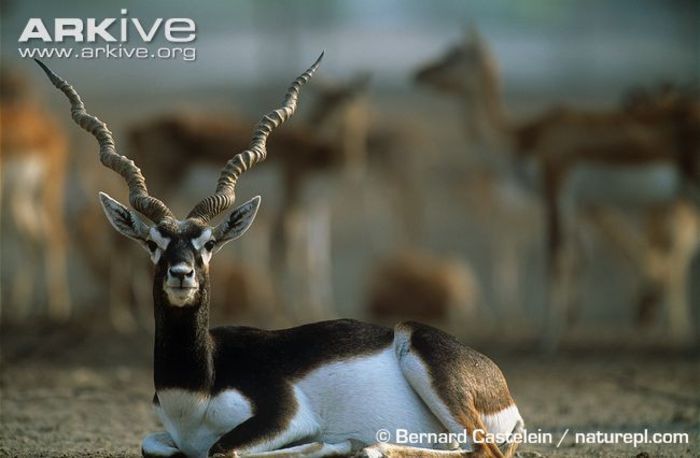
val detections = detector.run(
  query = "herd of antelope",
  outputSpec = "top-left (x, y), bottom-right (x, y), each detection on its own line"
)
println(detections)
top-left (1, 28), bottom-right (698, 355)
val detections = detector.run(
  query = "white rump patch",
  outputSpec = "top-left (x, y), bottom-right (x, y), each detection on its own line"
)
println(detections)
top-left (482, 404), bottom-right (523, 439)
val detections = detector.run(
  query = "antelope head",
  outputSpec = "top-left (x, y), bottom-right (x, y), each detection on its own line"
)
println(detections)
top-left (414, 26), bottom-right (506, 143)
top-left (35, 54), bottom-right (323, 307)
top-left (414, 26), bottom-right (498, 98)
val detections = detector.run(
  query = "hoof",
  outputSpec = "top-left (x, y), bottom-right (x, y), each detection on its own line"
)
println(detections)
top-left (142, 449), bottom-right (187, 458)
top-left (210, 451), bottom-right (240, 458)
top-left (355, 445), bottom-right (388, 458)
top-left (515, 452), bottom-right (545, 458)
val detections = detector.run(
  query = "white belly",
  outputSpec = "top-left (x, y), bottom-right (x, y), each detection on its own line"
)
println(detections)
top-left (296, 347), bottom-right (444, 446)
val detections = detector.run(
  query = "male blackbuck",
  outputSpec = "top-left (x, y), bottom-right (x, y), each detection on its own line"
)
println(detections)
top-left (415, 28), bottom-right (700, 349)
top-left (37, 55), bottom-right (524, 458)
top-left (1, 68), bottom-right (71, 320)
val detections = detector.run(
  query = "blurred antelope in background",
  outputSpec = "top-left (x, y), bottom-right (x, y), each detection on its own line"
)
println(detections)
top-left (367, 249), bottom-right (479, 329)
top-left (1, 68), bottom-right (71, 320)
top-left (414, 29), bottom-right (540, 323)
top-left (415, 27), bottom-right (700, 349)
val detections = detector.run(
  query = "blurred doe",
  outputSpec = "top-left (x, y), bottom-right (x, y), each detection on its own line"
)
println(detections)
top-left (414, 28), bottom-right (540, 324)
top-left (367, 249), bottom-right (479, 327)
top-left (1, 68), bottom-right (71, 320)
top-left (415, 27), bottom-right (700, 349)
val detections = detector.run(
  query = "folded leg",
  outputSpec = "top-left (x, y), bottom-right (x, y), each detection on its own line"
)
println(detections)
top-left (357, 443), bottom-right (469, 458)
top-left (142, 432), bottom-right (185, 458)
top-left (236, 440), bottom-right (355, 457)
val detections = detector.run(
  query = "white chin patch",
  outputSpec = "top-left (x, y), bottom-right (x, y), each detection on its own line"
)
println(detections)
top-left (164, 287), bottom-right (197, 307)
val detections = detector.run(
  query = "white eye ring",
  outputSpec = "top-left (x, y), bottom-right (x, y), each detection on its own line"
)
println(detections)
top-left (149, 227), bottom-right (171, 250)
top-left (191, 228), bottom-right (213, 251)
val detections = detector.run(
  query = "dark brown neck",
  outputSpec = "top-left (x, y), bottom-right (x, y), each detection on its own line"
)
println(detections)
top-left (153, 278), bottom-right (213, 392)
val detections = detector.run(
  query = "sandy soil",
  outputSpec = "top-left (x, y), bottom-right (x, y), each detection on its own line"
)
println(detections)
top-left (1, 323), bottom-right (698, 458)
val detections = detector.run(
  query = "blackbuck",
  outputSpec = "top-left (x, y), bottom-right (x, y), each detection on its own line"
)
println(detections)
top-left (1, 67), bottom-right (71, 320)
top-left (415, 28), bottom-right (700, 349)
top-left (36, 55), bottom-right (524, 458)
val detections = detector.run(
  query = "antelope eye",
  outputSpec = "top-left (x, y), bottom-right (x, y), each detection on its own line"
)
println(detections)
top-left (146, 241), bottom-right (158, 252)
top-left (204, 240), bottom-right (215, 251)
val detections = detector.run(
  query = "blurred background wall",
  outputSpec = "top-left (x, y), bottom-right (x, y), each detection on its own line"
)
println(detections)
top-left (1, 0), bottom-right (699, 348)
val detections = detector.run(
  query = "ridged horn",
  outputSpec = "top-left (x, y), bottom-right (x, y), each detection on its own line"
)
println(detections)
top-left (187, 52), bottom-right (324, 222)
top-left (34, 59), bottom-right (174, 223)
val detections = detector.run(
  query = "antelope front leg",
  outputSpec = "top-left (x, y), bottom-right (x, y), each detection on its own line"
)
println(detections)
top-left (209, 387), bottom-right (321, 457)
top-left (208, 415), bottom-right (320, 458)
top-left (142, 432), bottom-right (185, 458)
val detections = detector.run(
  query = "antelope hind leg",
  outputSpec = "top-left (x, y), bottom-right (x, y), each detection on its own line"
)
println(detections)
top-left (357, 443), bottom-right (470, 457)
top-left (234, 440), bottom-right (356, 457)
top-left (393, 322), bottom-right (523, 458)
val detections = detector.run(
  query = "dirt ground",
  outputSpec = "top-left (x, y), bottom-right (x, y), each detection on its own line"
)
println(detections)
top-left (1, 322), bottom-right (698, 458)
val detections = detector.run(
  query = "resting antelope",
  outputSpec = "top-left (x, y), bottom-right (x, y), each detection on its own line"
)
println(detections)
top-left (415, 29), bottom-right (700, 349)
top-left (36, 55), bottom-right (523, 458)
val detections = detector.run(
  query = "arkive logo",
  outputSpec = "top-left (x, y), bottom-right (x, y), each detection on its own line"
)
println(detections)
top-left (18, 9), bottom-right (196, 43)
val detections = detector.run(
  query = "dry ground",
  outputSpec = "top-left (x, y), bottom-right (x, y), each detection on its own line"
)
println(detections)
top-left (1, 322), bottom-right (698, 458)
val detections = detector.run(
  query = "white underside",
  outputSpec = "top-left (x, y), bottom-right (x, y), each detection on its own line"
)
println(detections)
top-left (150, 347), bottom-right (522, 457)
top-left (297, 347), bottom-right (444, 445)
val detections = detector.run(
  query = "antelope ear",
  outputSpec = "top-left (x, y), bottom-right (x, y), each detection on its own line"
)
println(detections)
top-left (212, 196), bottom-right (261, 249)
top-left (99, 192), bottom-right (151, 241)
